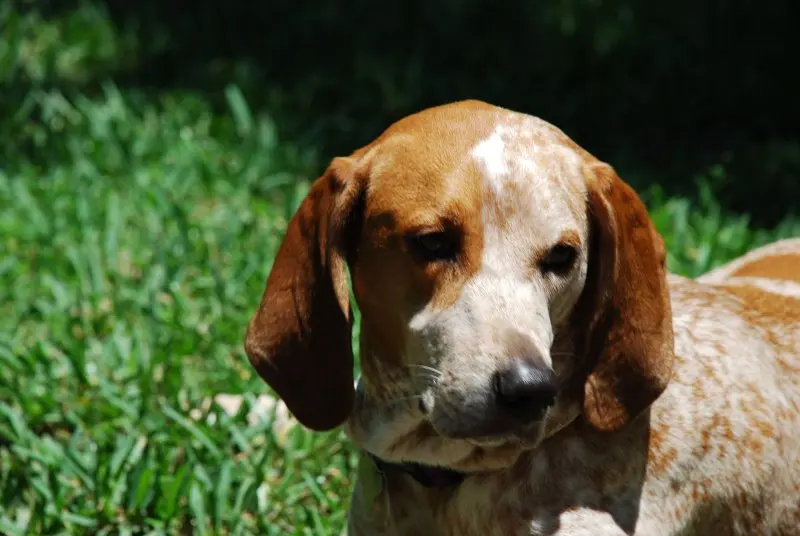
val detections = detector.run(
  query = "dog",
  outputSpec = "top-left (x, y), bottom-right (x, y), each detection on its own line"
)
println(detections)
top-left (243, 100), bottom-right (800, 535)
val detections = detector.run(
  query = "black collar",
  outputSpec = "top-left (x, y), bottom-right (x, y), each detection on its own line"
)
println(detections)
top-left (370, 454), bottom-right (467, 488)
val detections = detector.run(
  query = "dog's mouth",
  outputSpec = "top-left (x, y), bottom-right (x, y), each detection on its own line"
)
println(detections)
top-left (368, 421), bottom-right (542, 489)
top-left (465, 427), bottom-right (544, 448)
top-left (371, 454), bottom-right (470, 488)
top-left (442, 422), bottom-right (546, 452)
top-left (426, 398), bottom-right (551, 447)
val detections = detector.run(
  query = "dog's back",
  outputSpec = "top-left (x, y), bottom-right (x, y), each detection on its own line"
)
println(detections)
top-left (649, 238), bottom-right (800, 534)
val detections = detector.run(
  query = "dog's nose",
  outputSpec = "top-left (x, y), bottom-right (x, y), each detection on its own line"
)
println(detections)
top-left (494, 359), bottom-right (557, 418)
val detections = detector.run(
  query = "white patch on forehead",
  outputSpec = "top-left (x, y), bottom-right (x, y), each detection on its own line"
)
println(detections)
top-left (463, 119), bottom-right (592, 338)
top-left (475, 128), bottom-right (583, 275)
top-left (471, 131), bottom-right (508, 189)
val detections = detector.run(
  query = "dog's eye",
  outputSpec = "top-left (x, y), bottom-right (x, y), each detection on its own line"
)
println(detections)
top-left (540, 244), bottom-right (578, 274)
top-left (407, 231), bottom-right (459, 262)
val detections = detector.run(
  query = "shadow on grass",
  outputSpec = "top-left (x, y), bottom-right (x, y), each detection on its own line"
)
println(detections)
top-left (4, 0), bottom-right (800, 225)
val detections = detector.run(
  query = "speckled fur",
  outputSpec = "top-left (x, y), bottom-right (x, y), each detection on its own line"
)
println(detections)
top-left (349, 270), bottom-right (800, 535)
top-left (239, 101), bottom-right (800, 535)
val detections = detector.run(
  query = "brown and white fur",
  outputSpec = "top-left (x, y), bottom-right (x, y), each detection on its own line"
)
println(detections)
top-left (242, 100), bottom-right (800, 535)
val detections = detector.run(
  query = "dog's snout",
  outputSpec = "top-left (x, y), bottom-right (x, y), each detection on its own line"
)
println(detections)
top-left (494, 359), bottom-right (557, 418)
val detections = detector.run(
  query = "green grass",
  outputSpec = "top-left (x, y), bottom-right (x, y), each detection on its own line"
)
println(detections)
top-left (1, 84), bottom-right (798, 535)
top-left (0, 86), bottom-right (356, 535)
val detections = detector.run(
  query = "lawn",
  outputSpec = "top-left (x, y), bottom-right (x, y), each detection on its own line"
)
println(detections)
top-left (0, 87), bottom-right (361, 535)
top-left (1, 9), bottom-right (799, 534)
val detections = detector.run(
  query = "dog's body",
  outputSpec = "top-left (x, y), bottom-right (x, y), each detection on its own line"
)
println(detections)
top-left (349, 264), bottom-right (800, 535)
top-left (243, 101), bottom-right (800, 535)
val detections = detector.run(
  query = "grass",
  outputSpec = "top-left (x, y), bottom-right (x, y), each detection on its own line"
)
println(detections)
top-left (0, 85), bottom-right (356, 535)
top-left (1, 82), bottom-right (798, 535)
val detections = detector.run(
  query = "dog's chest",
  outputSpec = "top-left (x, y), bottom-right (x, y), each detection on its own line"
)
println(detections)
top-left (351, 436), bottom-right (648, 536)
top-left (369, 468), bottom-right (644, 536)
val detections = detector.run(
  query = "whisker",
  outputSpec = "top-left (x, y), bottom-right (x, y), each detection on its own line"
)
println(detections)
top-left (406, 364), bottom-right (443, 388)
top-left (410, 371), bottom-right (441, 382)
top-left (407, 364), bottom-right (443, 376)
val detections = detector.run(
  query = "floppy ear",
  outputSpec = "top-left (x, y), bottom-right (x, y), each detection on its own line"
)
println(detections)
top-left (580, 162), bottom-right (675, 432)
top-left (244, 157), bottom-right (364, 432)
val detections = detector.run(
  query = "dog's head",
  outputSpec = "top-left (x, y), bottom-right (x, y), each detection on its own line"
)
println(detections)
top-left (244, 101), bottom-right (674, 467)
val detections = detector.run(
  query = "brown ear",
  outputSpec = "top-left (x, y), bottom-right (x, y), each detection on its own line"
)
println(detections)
top-left (581, 162), bottom-right (675, 432)
top-left (244, 157), bottom-right (364, 431)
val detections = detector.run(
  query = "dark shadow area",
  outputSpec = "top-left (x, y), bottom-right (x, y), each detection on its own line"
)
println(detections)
top-left (11, 0), bottom-right (800, 226)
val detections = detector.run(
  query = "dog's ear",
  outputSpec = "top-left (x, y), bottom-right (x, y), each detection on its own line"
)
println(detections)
top-left (580, 162), bottom-right (675, 432)
top-left (244, 157), bottom-right (364, 431)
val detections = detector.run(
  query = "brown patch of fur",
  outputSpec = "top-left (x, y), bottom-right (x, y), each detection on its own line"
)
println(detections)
top-left (717, 284), bottom-right (800, 327)
top-left (648, 422), bottom-right (667, 456)
top-left (340, 105), bottom-right (494, 390)
top-left (244, 158), bottom-right (363, 431)
top-left (742, 432), bottom-right (764, 455)
top-left (650, 446), bottom-right (680, 477)
top-left (754, 419), bottom-right (776, 439)
top-left (576, 163), bottom-right (675, 432)
top-left (690, 479), bottom-right (712, 503)
top-left (730, 253), bottom-right (800, 283)
top-left (777, 356), bottom-right (800, 374)
top-left (690, 375), bottom-right (707, 404)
